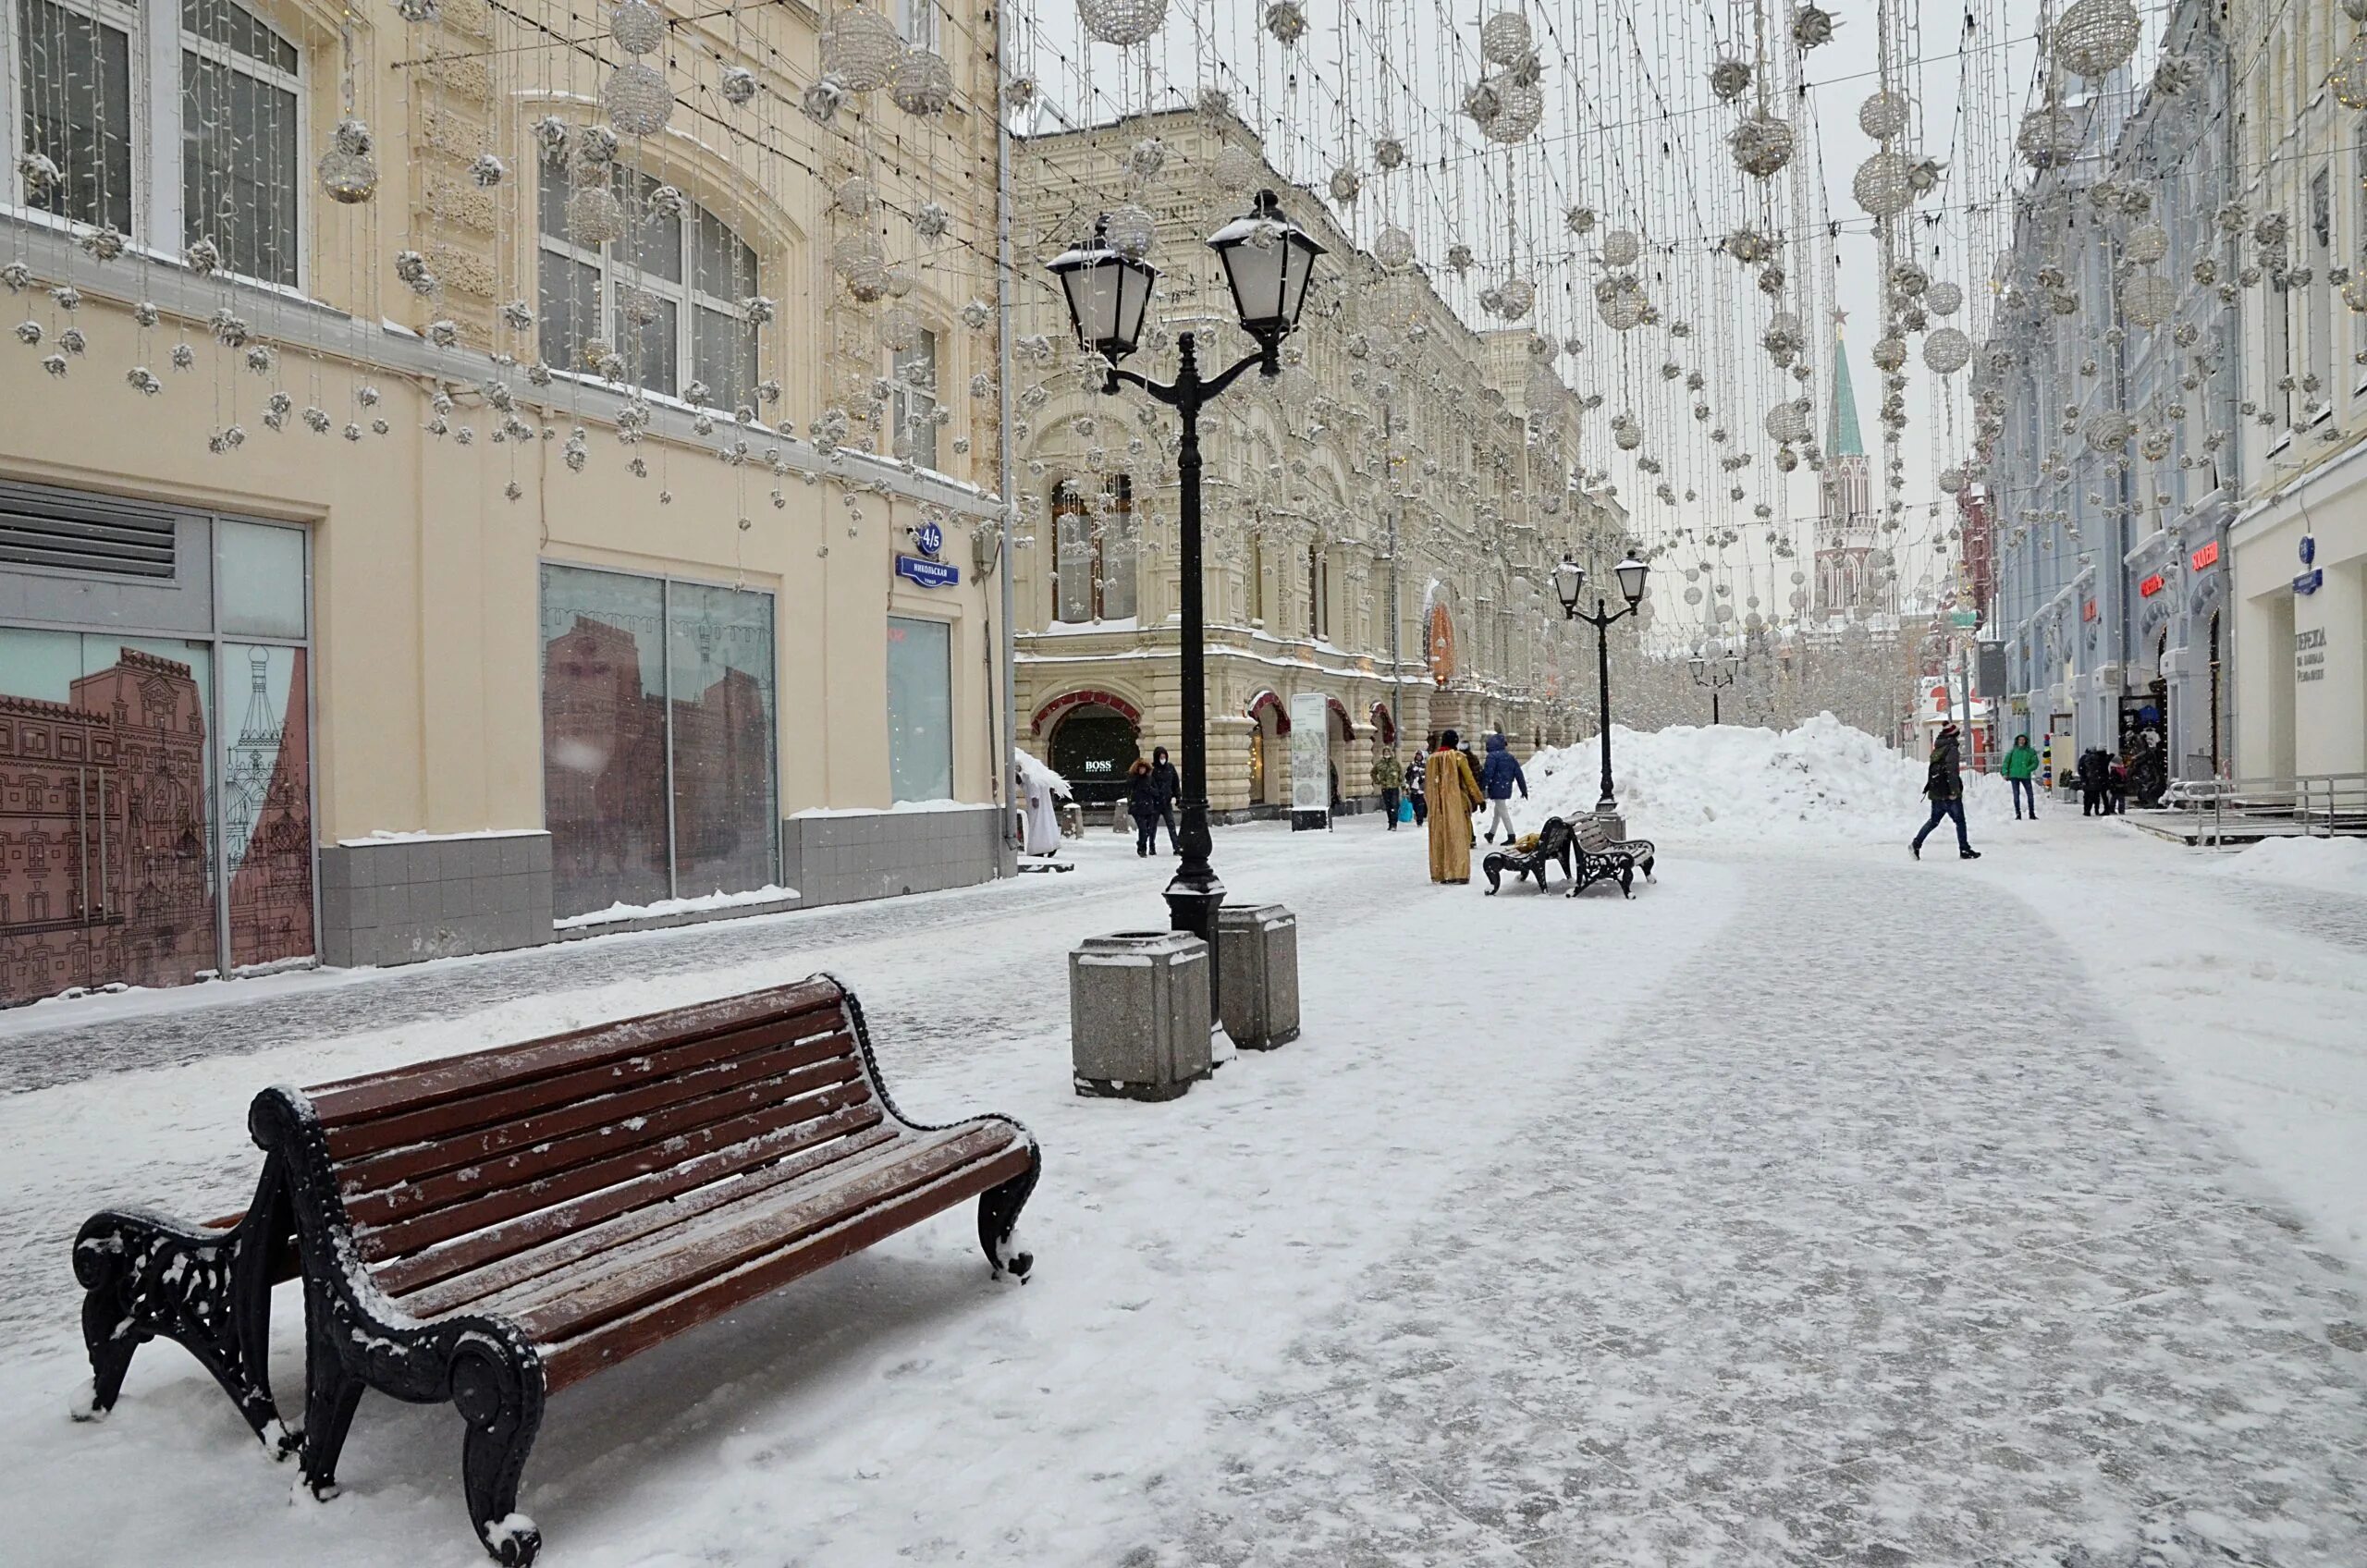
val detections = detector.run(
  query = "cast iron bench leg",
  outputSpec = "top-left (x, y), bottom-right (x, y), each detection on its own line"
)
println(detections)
top-left (977, 1144), bottom-right (1041, 1280)
top-left (70, 1163), bottom-right (293, 1452)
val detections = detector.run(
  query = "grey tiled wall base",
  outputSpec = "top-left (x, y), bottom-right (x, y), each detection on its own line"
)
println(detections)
top-left (316, 831), bottom-right (554, 969)
top-left (779, 804), bottom-right (1008, 909)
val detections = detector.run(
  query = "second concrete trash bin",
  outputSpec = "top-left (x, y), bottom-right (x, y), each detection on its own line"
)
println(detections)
top-left (1216, 902), bottom-right (1299, 1051)
top-left (1069, 929), bottom-right (1214, 1099)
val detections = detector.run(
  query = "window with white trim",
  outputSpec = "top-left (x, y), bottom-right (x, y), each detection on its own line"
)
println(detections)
top-left (536, 166), bottom-right (760, 406)
top-left (1051, 474), bottom-right (1135, 623)
top-left (890, 326), bottom-right (938, 471)
top-left (895, 0), bottom-right (938, 50)
top-left (5, 0), bottom-right (300, 286)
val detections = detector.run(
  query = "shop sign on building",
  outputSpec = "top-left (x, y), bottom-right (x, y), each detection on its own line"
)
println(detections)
top-left (2139, 573), bottom-right (2165, 598)
top-left (2189, 540), bottom-right (2219, 571)
top-left (2081, 597), bottom-right (2098, 621)
top-left (2295, 627), bottom-right (2327, 683)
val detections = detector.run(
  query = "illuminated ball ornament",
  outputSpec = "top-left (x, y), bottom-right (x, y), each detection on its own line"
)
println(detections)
top-left (1922, 327), bottom-right (1972, 374)
top-left (2017, 110), bottom-right (2079, 169)
top-left (1215, 144), bottom-right (1261, 190)
top-left (608, 0), bottom-right (665, 54)
top-left (2124, 223), bottom-right (2167, 264)
top-left (567, 184), bottom-right (627, 245)
top-left (1853, 152), bottom-right (1915, 218)
top-left (820, 4), bottom-right (906, 91)
top-left (2119, 273), bottom-right (2177, 329)
top-left (891, 50), bottom-right (954, 116)
top-left (1601, 229), bottom-right (1642, 267)
top-left (1483, 79), bottom-right (1545, 143)
top-left (1103, 202), bottom-right (1157, 258)
top-left (317, 118), bottom-right (379, 204)
top-left (2333, 34), bottom-right (2367, 110)
top-left (1074, 0), bottom-right (1167, 45)
top-left (1479, 7), bottom-right (1532, 64)
top-left (1858, 90), bottom-right (1909, 141)
top-left (1263, 2), bottom-right (1306, 45)
top-left (719, 66), bottom-right (759, 105)
top-left (1926, 281), bottom-right (1964, 315)
top-left (603, 62), bottom-right (675, 135)
top-left (1729, 112), bottom-right (1795, 178)
top-left (1374, 226), bottom-right (1417, 272)
top-left (2053, 0), bottom-right (2141, 80)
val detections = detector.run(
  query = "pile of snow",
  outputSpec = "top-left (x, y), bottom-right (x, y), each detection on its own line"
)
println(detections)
top-left (1516, 713), bottom-right (2012, 842)
top-left (556, 884), bottom-right (800, 930)
top-left (2210, 834), bottom-right (2367, 892)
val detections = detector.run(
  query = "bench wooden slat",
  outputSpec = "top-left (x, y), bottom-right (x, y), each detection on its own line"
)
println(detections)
top-left (305, 980), bottom-right (845, 1127)
top-left (503, 1124), bottom-right (1022, 1344)
top-left (336, 1030), bottom-right (862, 1196)
top-left (388, 1116), bottom-right (902, 1316)
top-left (538, 1142), bottom-right (1036, 1394)
top-left (340, 1052), bottom-right (867, 1231)
top-left (351, 1073), bottom-right (877, 1263)
top-left (321, 1010), bottom-right (845, 1162)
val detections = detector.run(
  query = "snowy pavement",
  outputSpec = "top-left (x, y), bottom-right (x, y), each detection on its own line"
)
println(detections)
top-left (2, 808), bottom-right (2363, 1566)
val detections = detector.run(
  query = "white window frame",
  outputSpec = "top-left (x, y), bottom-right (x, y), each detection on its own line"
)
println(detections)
top-left (1, 0), bottom-right (305, 289)
top-left (895, 0), bottom-right (938, 51)
top-left (536, 168), bottom-right (759, 406)
top-left (890, 325), bottom-right (940, 472)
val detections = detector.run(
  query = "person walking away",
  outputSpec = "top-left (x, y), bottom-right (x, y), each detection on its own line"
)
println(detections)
top-left (1148, 745), bottom-right (1181, 853)
top-left (2003, 732), bottom-right (2040, 821)
top-left (1910, 721), bottom-right (1981, 860)
top-left (1479, 731), bottom-right (1528, 843)
top-left (1425, 729), bottom-right (1486, 883)
top-left (1404, 751), bottom-right (1428, 827)
top-left (1372, 749), bottom-right (1404, 830)
top-left (1125, 758), bottom-right (1161, 857)
top-left (2106, 753), bottom-right (2129, 815)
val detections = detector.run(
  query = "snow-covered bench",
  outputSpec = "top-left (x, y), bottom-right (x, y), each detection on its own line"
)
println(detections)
top-left (1483, 815), bottom-right (1576, 894)
top-left (1568, 817), bottom-right (1655, 899)
top-left (70, 976), bottom-right (1039, 1566)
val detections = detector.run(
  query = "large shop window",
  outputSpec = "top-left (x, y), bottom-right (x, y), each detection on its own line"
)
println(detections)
top-left (885, 615), bottom-right (952, 802)
top-left (538, 565), bottom-right (777, 918)
top-left (0, 510), bottom-right (313, 1005)
top-left (6, 0), bottom-right (301, 287)
top-left (537, 167), bottom-right (761, 407)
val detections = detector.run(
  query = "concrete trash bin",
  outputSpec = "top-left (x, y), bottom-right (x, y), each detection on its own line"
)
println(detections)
top-left (1070, 930), bottom-right (1214, 1100)
top-left (1591, 808), bottom-right (1627, 842)
top-left (1216, 903), bottom-right (1299, 1051)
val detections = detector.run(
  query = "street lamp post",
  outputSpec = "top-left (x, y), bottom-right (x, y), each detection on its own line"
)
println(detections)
top-left (1049, 190), bottom-right (1325, 1016)
top-left (1687, 650), bottom-right (1740, 725)
top-left (1552, 554), bottom-right (1650, 815)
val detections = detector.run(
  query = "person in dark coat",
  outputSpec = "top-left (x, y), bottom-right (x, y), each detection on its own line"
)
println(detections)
top-left (2078, 746), bottom-right (2110, 816)
top-left (2106, 754), bottom-right (2129, 815)
top-left (1125, 758), bottom-right (1161, 856)
top-left (1148, 745), bottom-right (1181, 852)
top-left (1911, 722), bottom-right (1980, 860)
top-left (1478, 731), bottom-right (1528, 844)
top-left (1404, 746), bottom-right (1429, 826)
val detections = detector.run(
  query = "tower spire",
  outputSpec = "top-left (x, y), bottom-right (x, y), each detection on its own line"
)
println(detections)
top-left (1828, 315), bottom-right (1864, 459)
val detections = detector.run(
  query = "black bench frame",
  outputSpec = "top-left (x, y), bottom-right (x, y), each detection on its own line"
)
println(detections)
top-left (1567, 819), bottom-right (1652, 899)
top-left (1482, 815), bottom-right (1575, 893)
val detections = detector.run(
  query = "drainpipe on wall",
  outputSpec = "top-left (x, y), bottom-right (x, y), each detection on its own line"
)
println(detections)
top-left (994, 8), bottom-right (1019, 864)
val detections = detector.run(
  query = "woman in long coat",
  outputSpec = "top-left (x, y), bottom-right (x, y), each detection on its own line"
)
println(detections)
top-left (1425, 729), bottom-right (1486, 883)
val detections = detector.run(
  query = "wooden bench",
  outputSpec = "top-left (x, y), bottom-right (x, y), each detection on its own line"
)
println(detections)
top-left (1568, 817), bottom-right (1649, 899)
top-left (71, 976), bottom-right (1039, 1565)
top-left (1482, 815), bottom-right (1575, 894)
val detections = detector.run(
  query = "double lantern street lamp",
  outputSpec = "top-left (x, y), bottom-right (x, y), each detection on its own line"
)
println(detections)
top-left (1552, 554), bottom-right (1650, 817)
top-left (1688, 649), bottom-right (1741, 725)
top-left (1049, 190), bottom-right (1325, 1006)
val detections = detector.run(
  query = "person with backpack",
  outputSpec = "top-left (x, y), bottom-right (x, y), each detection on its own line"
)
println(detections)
top-left (1371, 749), bottom-right (1404, 831)
top-left (2002, 732), bottom-right (2040, 821)
top-left (1478, 732), bottom-right (1528, 844)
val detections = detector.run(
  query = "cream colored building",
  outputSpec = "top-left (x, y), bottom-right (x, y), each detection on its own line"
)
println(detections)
top-left (1008, 108), bottom-right (1633, 817)
top-left (0, 0), bottom-right (1014, 1002)
top-left (2226, 0), bottom-right (2367, 778)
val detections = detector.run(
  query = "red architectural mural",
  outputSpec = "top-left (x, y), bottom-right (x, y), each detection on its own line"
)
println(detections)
top-left (0, 650), bottom-right (217, 1002)
top-left (225, 648), bottom-right (315, 968)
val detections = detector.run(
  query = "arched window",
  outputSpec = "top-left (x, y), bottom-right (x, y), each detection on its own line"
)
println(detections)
top-left (7, 0), bottom-right (300, 286)
top-left (539, 169), bottom-right (760, 405)
top-left (1051, 475), bottom-right (1136, 623)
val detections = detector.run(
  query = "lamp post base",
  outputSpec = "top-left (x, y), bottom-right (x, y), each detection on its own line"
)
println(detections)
top-left (1164, 798), bottom-right (1227, 1053)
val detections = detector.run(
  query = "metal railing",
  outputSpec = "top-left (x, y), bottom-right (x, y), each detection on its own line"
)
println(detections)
top-left (2160, 772), bottom-right (2367, 846)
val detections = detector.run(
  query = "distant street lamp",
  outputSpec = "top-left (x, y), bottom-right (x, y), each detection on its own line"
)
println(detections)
top-left (1687, 648), bottom-right (1740, 725)
top-left (1553, 554), bottom-right (1650, 815)
top-left (1050, 190), bottom-right (1325, 1010)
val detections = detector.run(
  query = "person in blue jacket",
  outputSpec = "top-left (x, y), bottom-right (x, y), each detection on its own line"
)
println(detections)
top-left (1479, 731), bottom-right (1527, 844)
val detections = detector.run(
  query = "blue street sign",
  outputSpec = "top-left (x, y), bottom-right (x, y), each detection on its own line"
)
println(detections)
top-left (915, 520), bottom-right (945, 558)
top-left (2299, 533), bottom-right (2316, 567)
top-left (896, 554), bottom-right (960, 589)
top-left (2293, 568), bottom-right (2324, 595)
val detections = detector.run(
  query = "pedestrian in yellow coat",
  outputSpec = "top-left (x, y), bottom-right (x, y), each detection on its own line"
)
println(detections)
top-left (1424, 729), bottom-right (1486, 883)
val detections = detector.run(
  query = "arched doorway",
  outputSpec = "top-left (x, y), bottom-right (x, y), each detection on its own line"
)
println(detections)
top-left (1245, 690), bottom-right (1289, 808)
top-left (1035, 689), bottom-right (1142, 807)
top-left (2207, 611), bottom-right (2224, 775)
top-left (1325, 697), bottom-right (1353, 811)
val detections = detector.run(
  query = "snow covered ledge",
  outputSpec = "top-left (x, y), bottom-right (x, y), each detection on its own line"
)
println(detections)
top-left (780, 801), bottom-right (1012, 909)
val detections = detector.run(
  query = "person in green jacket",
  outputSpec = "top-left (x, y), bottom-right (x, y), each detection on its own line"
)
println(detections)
top-left (1371, 751), bottom-right (1404, 831)
top-left (2003, 732), bottom-right (2040, 820)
